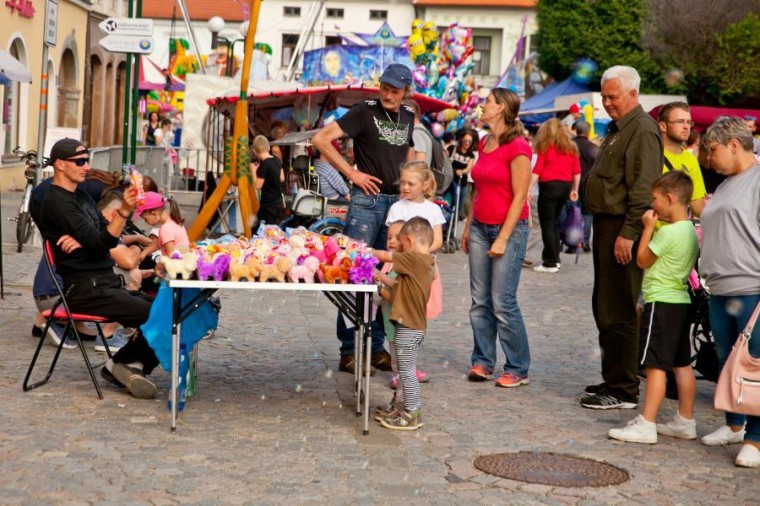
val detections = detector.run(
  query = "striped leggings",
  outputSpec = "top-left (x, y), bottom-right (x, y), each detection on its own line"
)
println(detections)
top-left (394, 323), bottom-right (426, 412)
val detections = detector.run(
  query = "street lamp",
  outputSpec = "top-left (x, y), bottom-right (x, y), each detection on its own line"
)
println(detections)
top-left (207, 16), bottom-right (226, 50)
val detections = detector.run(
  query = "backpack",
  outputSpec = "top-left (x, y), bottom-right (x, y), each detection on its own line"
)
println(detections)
top-left (415, 125), bottom-right (453, 195)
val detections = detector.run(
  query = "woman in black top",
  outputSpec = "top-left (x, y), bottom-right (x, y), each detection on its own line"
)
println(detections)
top-left (143, 112), bottom-right (161, 146)
top-left (445, 128), bottom-right (478, 220)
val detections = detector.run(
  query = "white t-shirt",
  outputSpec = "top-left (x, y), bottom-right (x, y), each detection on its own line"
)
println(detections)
top-left (386, 198), bottom-right (446, 228)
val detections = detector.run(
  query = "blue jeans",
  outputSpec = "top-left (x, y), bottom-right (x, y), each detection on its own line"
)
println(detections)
top-left (336, 188), bottom-right (399, 356)
top-left (710, 293), bottom-right (760, 442)
top-left (468, 219), bottom-right (531, 376)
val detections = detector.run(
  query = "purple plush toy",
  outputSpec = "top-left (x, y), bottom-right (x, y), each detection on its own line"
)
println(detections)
top-left (198, 253), bottom-right (231, 281)
top-left (348, 254), bottom-right (379, 285)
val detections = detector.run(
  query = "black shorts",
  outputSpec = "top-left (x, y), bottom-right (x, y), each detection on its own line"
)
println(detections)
top-left (639, 301), bottom-right (692, 371)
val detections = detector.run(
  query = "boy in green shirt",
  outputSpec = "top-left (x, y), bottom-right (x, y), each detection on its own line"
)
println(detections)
top-left (609, 171), bottom-right (699, 444)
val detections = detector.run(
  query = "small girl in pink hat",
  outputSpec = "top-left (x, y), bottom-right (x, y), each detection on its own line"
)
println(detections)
top-left (135, 191), bottom-right (189, 256)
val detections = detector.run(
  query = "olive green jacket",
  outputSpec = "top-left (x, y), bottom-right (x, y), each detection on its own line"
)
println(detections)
top-left (583, 105), bottom-right (663, 241)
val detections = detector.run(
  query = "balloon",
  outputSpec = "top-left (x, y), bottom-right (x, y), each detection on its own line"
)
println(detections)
top-left (411, 19), bottom-right (424, 37)
top-left (408, 33), bottom-right (426, 63)
top-left (581, 104), bottom-right (596, 140)
top-left (422, 21), bottom-right (439, 56)
top-left (412, 64), bottom-right (428, 90)
top-left (437, 108), bottom-right (458, 123)
top-left (431, 122), bottom-right (444, 139)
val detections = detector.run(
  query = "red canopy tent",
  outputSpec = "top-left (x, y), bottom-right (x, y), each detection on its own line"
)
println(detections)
top-left (649, 105), bottom-right (760, 132)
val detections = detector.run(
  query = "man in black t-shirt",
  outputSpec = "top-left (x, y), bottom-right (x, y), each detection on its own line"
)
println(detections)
top-left (313, 63), bottom-right (416, 373)
top-left (38, 138), bottom-right (160, 399)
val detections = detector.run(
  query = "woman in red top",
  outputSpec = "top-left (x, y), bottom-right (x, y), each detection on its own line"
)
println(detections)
top-left (461, 89), bottom-right (532, 388)
top-left (530, 118), bottom-right (581, 272)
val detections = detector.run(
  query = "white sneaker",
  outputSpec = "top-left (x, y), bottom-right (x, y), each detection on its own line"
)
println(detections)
top-left (736, 444), bottom-right (760, 468)
top-left (533, 265), bottom-right (559, 273)
top-left (608, 414), bottom-right (657, 444)
top-left (701, 425), bottom-right (746, 446)
top-left (657, 412), bottom-right (697, 440)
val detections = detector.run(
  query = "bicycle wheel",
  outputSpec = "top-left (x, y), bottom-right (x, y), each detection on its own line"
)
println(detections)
top-left (311, 219), bottom-right (344, 236)
top-left (16, 211), bottom-right (32, 252)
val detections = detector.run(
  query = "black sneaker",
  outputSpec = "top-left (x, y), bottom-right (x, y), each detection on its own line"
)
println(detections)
top-left (584, 382), bottom-right (606, 395)
top-left (32, 325), bottom-right (44, 338)
top-left (580, 393), bottom-right (637, 410)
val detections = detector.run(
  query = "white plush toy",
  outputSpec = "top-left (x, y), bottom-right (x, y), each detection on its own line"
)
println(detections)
top-left (160, 251), bottom-right (199, 280)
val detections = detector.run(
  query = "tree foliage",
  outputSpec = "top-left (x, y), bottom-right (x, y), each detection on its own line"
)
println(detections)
top-left (535, 0), bottom-right (760, 105)
top-left (535, 0), bottom-right (662, 93)
top-left (643, 0), bottom-right (760, 105)
top-left (706, 13), bottom-right (760, 105)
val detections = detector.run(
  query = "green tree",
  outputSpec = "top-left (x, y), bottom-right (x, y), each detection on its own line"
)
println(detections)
top-left (703, 14), bottom-right (760, 105)
top-left (535, 0), bottom-right (662, 92)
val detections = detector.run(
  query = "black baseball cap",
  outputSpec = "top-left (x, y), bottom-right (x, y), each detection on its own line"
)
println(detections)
top-left (379, 64), bottom-right (412, 89)
top-left (45, 138), bottom-right (88, 167)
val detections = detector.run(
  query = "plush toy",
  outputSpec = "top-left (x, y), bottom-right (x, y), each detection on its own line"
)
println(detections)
top-left (320, 256), bottom-right (352, 284)
top-left (229, 260), bottom-right (253, 282)
top-left (288, 256), bottom-right (320, 283)
top-left (349, 254), bottom-right (379, 285)
top-left (245, 255), bottom-right (263, 280)
top-left (259, 256), bottom-right (291, 283)
top-left (322, 236), bottom-right (341, 264)
top-left (160, 251), bottom-right (199, 280)
top-left (198, 253), bottom-right (231, 281)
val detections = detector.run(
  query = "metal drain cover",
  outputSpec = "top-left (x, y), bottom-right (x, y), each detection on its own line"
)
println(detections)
top-left (474, 452), bottom-right (629, 488)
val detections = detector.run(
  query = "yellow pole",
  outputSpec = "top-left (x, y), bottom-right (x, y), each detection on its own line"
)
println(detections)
top-left (187, 0), bottom-right (262, 240)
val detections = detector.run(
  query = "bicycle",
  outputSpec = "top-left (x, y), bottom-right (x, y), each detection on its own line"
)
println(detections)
top-left (10, 147), bottom-right (39, 252)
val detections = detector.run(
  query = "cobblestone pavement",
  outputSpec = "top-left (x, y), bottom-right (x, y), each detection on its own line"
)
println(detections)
top-left (1, 191), bottom-right (758, 504)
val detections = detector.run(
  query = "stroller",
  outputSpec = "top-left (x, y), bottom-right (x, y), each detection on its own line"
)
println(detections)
top-left (441, 182), bottom-right (463, 253)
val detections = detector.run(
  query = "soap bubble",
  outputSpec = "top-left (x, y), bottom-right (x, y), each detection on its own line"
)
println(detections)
top-left (726, 298), bottom-right (743, 316)
top-left (295, 384), bottom-right (303, 393)
top-left (664, 68), bottom-right (684, 87)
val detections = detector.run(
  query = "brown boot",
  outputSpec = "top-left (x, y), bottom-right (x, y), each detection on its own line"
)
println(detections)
top-left (338, 354), bottom-right (376, 375)
top-left (371, 349), bottom-right (393, 371)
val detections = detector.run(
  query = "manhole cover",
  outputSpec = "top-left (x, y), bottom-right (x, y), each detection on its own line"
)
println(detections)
top-left (474, 452), bottom-right (629, 488)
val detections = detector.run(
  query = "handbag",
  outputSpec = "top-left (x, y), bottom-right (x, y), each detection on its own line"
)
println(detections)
top-left (714, 301), bottom-right (760, 416)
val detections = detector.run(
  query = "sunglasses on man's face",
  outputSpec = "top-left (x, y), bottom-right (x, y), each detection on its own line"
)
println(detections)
top-left (66, 157), bottom-right (90, 166)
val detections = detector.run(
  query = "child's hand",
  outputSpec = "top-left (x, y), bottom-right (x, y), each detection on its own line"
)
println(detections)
top-left (641, 209), bottom-right (658, 228)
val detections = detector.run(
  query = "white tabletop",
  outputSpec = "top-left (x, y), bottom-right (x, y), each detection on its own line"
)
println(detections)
top-left (167, 279), bottom-right (377, 293)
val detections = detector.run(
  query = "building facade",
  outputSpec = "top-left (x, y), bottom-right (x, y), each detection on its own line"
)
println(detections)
top-left (84, 0), bottom-right (128, 148)
top-left (1, 0), bottom-right (89, 190)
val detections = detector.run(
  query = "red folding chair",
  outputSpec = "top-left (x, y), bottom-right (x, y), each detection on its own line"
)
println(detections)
top-left (23, 241), bottom-right (115, 399)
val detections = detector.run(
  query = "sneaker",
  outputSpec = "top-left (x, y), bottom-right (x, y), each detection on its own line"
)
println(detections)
top-left (110, 362), bottom-right (156, 399)
top-left (374, 398), bottom-right (401, 422)
top-left (533, 265), bottom-right (559, 273)
top-left (657, 412), bottom-right (697, 440)
top-left (584, 382), bottom-right (606, 394)
top-left (495, 372), bottom-right (529, 388)
top-left (338, 355), bottom-right (376, 376)
top-left (416, 369), bottom-right (430, 383)
top-left (735, 444), bottom-right (760, 468)
top-left (32, 324), bottom-right (44, 338)
top-left (100, 360), bottom-right (126, 389)
top-left (94, 330), bottom-right (130, 352)
top-left (380, 409), bottom-right (424, 431)
top-left (371, 349), bottom-right (393, 371)
top-left (701, 425), bottom-right (746, 446)
top-left (580, 393), bottom-right (638, 410)
top-left (45, 322), bottom-right (77, 350)
top-left (521, 260), bottom-right (534, 269)
top-left (608, 415), bottom-right (657, 444)
top-left (467, 364), bottom-right (493, 382)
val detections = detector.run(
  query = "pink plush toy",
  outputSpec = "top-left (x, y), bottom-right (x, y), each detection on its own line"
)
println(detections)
top-left (322, 236), bottom-right (341, 264)
top-left (349, 254), bottom-right (379, 284)
top-left (288, 256), bottom-right (320, 283)
top-left (198, 253), bottom-right (231, 281)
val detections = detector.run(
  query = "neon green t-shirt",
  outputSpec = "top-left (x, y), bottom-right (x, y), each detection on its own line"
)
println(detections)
top-left (663, 149), bottom-right (707, 201)
top-left (642, 220), bottom-right (699, 304)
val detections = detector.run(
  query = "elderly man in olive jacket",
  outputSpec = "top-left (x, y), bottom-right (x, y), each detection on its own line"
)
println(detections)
top-left (581, 66), bottom-right (663, 410)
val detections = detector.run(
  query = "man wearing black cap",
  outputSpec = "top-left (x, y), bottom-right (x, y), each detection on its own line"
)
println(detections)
top-left (37, 138), bottom-right (160, 399)
top-left (313, 63), bottom-right (416, 373)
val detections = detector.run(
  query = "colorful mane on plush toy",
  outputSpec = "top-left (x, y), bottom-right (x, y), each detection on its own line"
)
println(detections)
top-left (349, 254), bottom-right (379, 284)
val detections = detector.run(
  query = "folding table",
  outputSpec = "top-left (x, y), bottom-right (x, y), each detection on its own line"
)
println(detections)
top-left (167, 279), bottom-right (377, 434)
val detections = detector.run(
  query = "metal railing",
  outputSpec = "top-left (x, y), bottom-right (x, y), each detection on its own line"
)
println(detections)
top-left (89, 146), bottom-right (224, 193)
